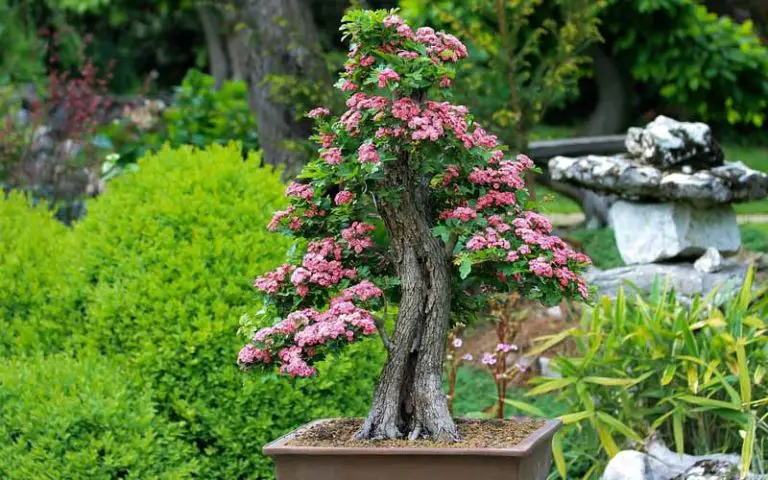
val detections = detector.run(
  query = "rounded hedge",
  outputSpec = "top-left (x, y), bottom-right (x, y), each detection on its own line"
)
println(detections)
top-left (0, 355), bottom-right (198, 479)
top-left (0, 192), bottom-right (85, 357)
top-left (71, 144), bottom-right (384, 478)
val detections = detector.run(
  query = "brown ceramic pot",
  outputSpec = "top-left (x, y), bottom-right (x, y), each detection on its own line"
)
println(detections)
top-left (263, 418), bottom-right (562, 480)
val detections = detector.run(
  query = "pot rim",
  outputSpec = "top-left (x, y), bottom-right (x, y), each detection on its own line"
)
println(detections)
top-left (263, 417), bottom-right (562, 457)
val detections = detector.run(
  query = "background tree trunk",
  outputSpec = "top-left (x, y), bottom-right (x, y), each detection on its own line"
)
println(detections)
top-left (356, 145), bottom-right (458, 442)
top-left (583, 45), bottom-right (629, 136)
top-left (196, 4), bottom-right (229, 88)
top-left (230, 0), bottom-right (331, 177)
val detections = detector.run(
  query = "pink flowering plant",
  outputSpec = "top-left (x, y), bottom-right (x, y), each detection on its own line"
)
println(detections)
top-left (238, 9), bottom-right (590, 442)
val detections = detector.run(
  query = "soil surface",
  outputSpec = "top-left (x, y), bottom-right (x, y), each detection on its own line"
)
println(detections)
top-left (286, 418), bottom-right (545, 449)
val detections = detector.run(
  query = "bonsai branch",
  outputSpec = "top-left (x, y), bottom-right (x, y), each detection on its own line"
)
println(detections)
top-left (371, 313), bottom-right (392, 352)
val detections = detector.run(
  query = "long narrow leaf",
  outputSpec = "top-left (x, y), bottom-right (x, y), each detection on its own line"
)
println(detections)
top-left (679, 395), bottom-right (741, 411)
top-left (501, 398), bottom-right (545, 417)
top-left (552, 430), bottom-right (567, 479)
top-left (526, 377), bottom-right (577, 396)
top-left (596, 411), bottom-right (643, 443)
top-left (736, 340), bottom-right (751, 406)
top-left (673, 409), bottom-right (684, 455)
top-left (741, 413), bottom-right (756, 479)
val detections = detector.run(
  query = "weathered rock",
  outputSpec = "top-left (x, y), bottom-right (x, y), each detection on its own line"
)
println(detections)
top-left (625, 115), bottom-right (724, 169)
top-left (601, 436), bottom-right (759, 480)
top-left (548, 155), bottom-right (768, 206)
top-left (694, 248), bottom-right (723, 274)
top-left (585, 262), bottom-right (747, 302)
top-left (609, 201), bottom-right (740, 264)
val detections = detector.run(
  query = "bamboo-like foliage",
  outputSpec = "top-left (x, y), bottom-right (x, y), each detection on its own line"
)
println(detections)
top-left (526, 268), bottom-right (768, 478)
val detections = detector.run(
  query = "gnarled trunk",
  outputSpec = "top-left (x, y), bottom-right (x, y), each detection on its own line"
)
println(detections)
top-left (355, 145), bottom-right (458, 442)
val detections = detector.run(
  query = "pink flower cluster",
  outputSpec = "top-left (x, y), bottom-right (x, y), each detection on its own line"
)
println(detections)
top-left (392, 98), bottom-right (421, 121)
top-left (468, 160), bottom-right (526, 191)
top-left (334, 190), bottom-right (354, 205)
top-left (377, 68), bottom-right (400, 88)
top-left (358, 142), bottom-right (381, 163)
top-left (341, 222), bottom-right (376, 253)
top-left (291, 240), bottom-right (357, 296)
top-left (439, 206), bottom-right (477, 222)
top-left (476, 191), bottom-right (518, 210)
top-left (239, 280), bottom-right (383, 376)
top-left (254, 263), bottom-right (295, 294)
top-left (320, 147), bottom-right (343, 165)
top-left (286, 182), bottom-right (313, 201)
top-left (307, 107), bottom-right (330, 118)
top-left (466, 228), bottom-right (511, 251)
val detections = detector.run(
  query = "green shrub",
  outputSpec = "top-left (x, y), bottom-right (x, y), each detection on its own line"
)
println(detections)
top-left (0, 354), bottom-right (198, 479)
top-left (0, 192), bottom-right (85, 357)
top-left (603, 0), bottom-right (768, 128)
top-left (527, 271), bottom-right (768, 478)
top-left (741, 224), bottom-right (768, 253)
top-left (101, 69), bottom-right (258, 168)
top-left (72, 144), bottom-right (384, 478)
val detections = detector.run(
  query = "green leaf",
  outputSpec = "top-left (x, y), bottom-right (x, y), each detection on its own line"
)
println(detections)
top-left (552, 430), bottom-right (567, 478)
top-left (526, 377), bottom-right (577, 396)
top-left (741, 413), bottom-right (756, 479)
top-left (678, 395), bottom-right (741, 411)
top-left (559, 410), bottom-right (593, 424)
top-left (736, 341), bottom-right (751, 406)
top-left (459, 258), bottom-right (472, 279)
top-left (501, 398), bottom-right (545, 417)
top-left (583, 376), bottom-right (635, 387)
top-left (661, 365), bottom-right (677, 386)
top-left (673, 410), bottom-right (684, 455)
top-left (596, 412), bottom-right (643, 443)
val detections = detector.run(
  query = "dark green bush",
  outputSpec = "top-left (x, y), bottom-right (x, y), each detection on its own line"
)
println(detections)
top-left (0, 192), bottom-right (85, 357)
top-left (0, 354), bottom-right (198, 479)
top-left (603, 0), bottom-right (768, 128)
top-left (72, 144), bottom-right (383, 478)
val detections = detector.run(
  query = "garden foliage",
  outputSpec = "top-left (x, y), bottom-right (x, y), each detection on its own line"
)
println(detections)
top-left (0, 144), bottom-right (384, 478)
top-left (0, 355), bottom-right (199, 478)
top-left (0, 192), bottom-right (85, 357)
top-left (603, 0), bottom-right (768, 128)
top-left (528, 271), bottom-right (768, 478)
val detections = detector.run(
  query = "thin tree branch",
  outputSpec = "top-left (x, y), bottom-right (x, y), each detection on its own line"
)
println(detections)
top-left (371, 313), bottom-right (392, 352)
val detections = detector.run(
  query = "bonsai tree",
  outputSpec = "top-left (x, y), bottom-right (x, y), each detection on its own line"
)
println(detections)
top-left (237, 9), bottom-right (591, 442)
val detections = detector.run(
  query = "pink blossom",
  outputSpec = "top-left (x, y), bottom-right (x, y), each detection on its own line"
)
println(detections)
top-left (319, 133), bottom-right (336, 148)
top-left (440, 76), bottom-right (452, 88)
top-left (254, 264), bottom-right (295, 294)
top-left (462, 353), bottom-right (473, 361)
top-left (286, 182), bottom-right (313, 201)
top-left (288, 216), bottom-right (303, 230)
top-left (518, 244), bottom-right (531, 255)
top-left (340, 110), bottom-right (362, 134)
top-left (340, 80), bottom-right (358, 92)
top-left (391, 98), bottom-right (421, 121)
top-left (238, 344), bottom-right (272, 365)
top-left (383, 14), bottom-right (403, 28)
top-left (341, 280), bottom-right (383, 301)
top-left (377, 68), bottom-right (400, 88)
top-left (506, 251), bottom-right (520, 262)
top-left (358, 142), bottom-right (380, 164)
top-left (476, 191), bottom-right (518, 210)
top-left (465, 228), bottom-right (511, 251)
top-left (397, 50), bottom-right (419, 59)
top-left (439, 206), bottom-right (476, 222)
top-left (482, 352), bottom-right (497, 365)
top-left (334, 190), bottom-right (354, 205)
top-left (268, 206), bottom-right (296, 231)
top-left (341, 222), bottom-right (376, 253)
top-left (320, 147), bottom-right (343, 165)
top-left (396, 24), bottom-right (414, 39)
top-left (496, 343), bottom-right (518, 353)
top-left (360, 55), bottom-right (375, 67)
top-left (453, 338), bottom-right (463, 348)
top-left (529, 258), bottom-right (554, 278)
top-left (442, 165), bottom-right (460, 185)
top-left (278, 347), bottom-right (316, 377)
top-left (307, 107), bottom-right (330, 118)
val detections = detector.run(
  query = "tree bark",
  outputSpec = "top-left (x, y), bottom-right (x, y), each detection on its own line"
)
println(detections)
top-left (196, 3), bottom-right (229, 88)
top-left (231, 0), bottom-right (330, 177)
top-left (583, 45), bottom-right (628, 136)
top-left (355, 142), bottom-right (458, 442)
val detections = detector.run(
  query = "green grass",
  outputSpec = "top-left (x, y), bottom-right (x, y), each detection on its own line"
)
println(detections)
top-left (726, 144), bottom-right (768, 214)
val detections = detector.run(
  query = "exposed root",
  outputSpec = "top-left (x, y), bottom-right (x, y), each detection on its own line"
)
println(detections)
top-left (407, 425), bottom-right (422, 441)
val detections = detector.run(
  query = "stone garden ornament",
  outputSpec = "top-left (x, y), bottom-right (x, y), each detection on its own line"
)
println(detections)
top-left (235, 9), bottom-right (591, 480)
